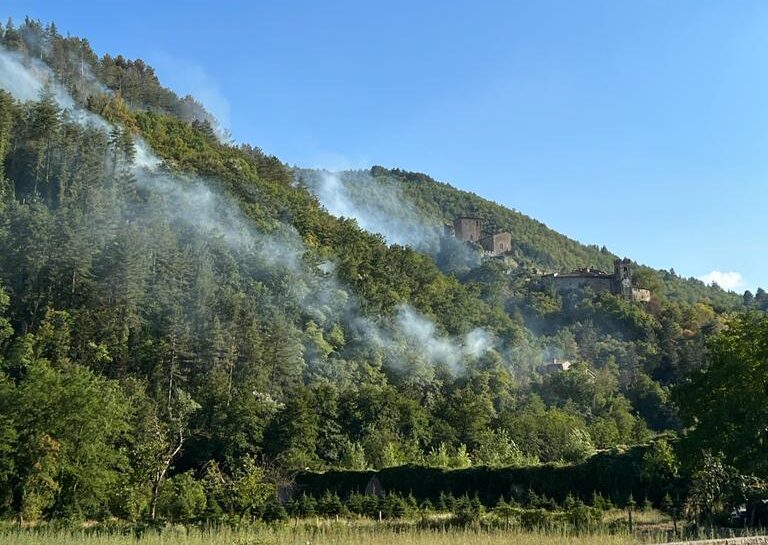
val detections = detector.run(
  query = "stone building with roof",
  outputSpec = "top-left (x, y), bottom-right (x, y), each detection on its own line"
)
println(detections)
top-left (543, 258), bottom-right (651, 302)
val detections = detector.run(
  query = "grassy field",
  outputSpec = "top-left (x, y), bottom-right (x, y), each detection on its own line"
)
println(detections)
top-left (0, 526), bottom-right (662, 545)
top-left (2, 511), bottom-right (755, 545)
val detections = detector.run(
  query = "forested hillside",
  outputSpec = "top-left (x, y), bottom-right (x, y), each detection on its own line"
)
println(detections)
top-left (327, 167), bottom-right (746, 309)
top-left (0, 17), bottom-right (765, 525)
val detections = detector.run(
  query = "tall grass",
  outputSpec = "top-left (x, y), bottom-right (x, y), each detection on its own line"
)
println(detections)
top-left (0, 523), bottom-right (668, 545)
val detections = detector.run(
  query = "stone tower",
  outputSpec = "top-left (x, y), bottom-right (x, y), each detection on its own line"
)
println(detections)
top-left (613, 258), bottom-right (633, 298)
top-left (453, 217), bottom-right (483, 243)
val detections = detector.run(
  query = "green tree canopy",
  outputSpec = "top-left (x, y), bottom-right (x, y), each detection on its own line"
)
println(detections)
top-left (675, 313), bottom-right (768, 477)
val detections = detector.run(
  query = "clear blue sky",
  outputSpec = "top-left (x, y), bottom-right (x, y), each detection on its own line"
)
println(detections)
top-left (6, 1), bottom-right (767, 292)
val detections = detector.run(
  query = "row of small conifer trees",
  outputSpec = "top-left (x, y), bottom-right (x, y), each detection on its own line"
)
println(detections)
top-left (232, 489), bottom-right (631, 529)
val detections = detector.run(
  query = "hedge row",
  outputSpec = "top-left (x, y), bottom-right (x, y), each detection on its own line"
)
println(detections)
top-left (294, 445), bottom-right (684, 507)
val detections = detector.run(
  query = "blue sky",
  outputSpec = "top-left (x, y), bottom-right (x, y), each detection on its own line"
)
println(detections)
top-left (6, 1), bottom-right (767, 292)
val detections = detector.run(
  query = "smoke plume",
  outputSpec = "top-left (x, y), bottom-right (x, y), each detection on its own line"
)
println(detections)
top-left (302, 170), bottom-right (441, 250)
top-left (298, 169), bottom-right (483, 273)
top-left (0, 45), bottom-right (109, 130)
top-left (0, 45), bottom-right (498, 376)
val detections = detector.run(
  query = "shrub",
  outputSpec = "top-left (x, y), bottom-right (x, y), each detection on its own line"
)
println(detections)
top-left (156, 472), bottom-right (206, 523)
top-left (567, 504), bottom-right (603, 532)
top-left (261, 499), bottom-right (288, 522)
top-left (317, 491), bottom-right (344, 517)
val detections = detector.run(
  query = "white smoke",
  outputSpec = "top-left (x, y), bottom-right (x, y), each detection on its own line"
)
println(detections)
top-left (395, 305), bottom-right (461, 368)
top-left (464, 328), bottom-right (496, 359)
top-left (0, 49), bottom-right (44, 102)
top-left (300, 170), bottom-right (483, 273)
top-left (393, 306), bottom-right (495, 372)
top-left (131, 167), bottom-right (304, 270)
top-left (303, 171), bottom-right (442, 250)
top-left (133, 138), bottom-right (162, 170)
top-left (0, 45), bottom-right (109, 130)
top-left (0, 44), bottom-right (502, 376)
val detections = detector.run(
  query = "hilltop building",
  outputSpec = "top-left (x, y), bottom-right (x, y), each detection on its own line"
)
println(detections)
top-left (451, 216), bottom-right (483, 243)
top-left (444, 216), bottom-right (512, 256)
top-left (540, 358), bottom-right (572, 374)
top-left (543, 258), bottom-right (651, 302)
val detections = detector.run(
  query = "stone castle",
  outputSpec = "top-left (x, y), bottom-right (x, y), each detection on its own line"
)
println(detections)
top-left (543, 258), bottom-right (651, 302)
top-left (442, 216), bottom-right (650, 302)
top-left (444, 216), bottom-right (512, 257)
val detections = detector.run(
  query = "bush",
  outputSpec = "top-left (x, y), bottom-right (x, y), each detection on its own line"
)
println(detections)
top-left (156, 472), bottom-right (207, 523)
top-left (317, 491), bottom-right (344, 517)
top-left (261, 499), bottom-right (288, 522)
top-left (519, 508), bottom-right (554, 530)
top-left (591, 491), bottom-right (613, 510)
top-left (383, 492), bottom-right (411, 519)
top-left (451, 494), bottom-right (484, 527)
top-left (288, 493), bottom-right (317, 518)
top-left (567, 504), bottom-right (603, 532)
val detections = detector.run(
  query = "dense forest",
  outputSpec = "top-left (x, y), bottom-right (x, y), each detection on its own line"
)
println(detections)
top-left (0, 17), bottom-right (766, 526)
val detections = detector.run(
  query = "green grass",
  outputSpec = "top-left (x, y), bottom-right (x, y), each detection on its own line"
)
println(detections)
top-left (7, 510), bottom-right (757, 545)
top-left (0, 519), bottom-right (671, 545)
top-left (0, 528), bottom-right (658, 545)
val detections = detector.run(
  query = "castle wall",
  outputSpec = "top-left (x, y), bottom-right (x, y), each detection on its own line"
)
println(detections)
top-left (631, 288), bottom-right (651, 302)
top-left (480, 232), bottom-right (512, 255)
top-left (553, 276), bottom-right (613, 293)
top-left (547, 258), bottom-right (651, 302)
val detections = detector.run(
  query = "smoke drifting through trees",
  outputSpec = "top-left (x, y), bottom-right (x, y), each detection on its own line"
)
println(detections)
top-left (0, 45), bottom-right (108, 129)
top-left (298, 169), bottom-right (482, 272)
top-left (0, 45), bottom-right (496, 375)
top-left (302, 170), bottom-right (440, 250)
top-left (0, 44), bottom-right (589, 378)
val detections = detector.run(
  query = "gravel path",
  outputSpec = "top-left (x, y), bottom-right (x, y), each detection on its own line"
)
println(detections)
top-left (662, 538), bottom-right (768, 545)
